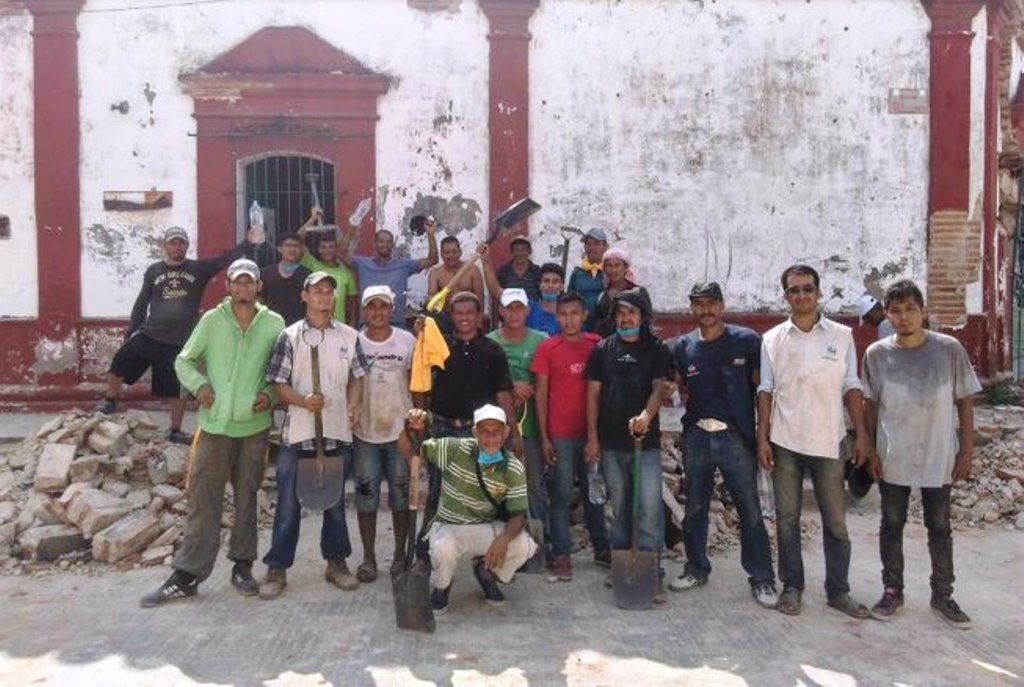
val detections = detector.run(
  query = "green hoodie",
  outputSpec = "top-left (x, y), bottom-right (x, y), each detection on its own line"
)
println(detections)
top-left (175, 298), bottom-right (285, 438)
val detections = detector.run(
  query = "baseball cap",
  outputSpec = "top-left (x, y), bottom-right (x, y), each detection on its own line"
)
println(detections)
top-left (304, 271), bottom-right (338, 289)
top-left (856, 294), bottom-right (881, 323)
top-left (361, 285), bottom-right (395, 306)
top-left (473, 404), bottom-right (507, 427)
top-left (582, 227), bottom-right (608, 243)
top-left (163, 226), bottom-right (189, 244)
top-left (499, 288), bottom-right (529, 307)
top-left (689, 281), bottom-right (724, 301)
top-left (226, 258), bottom-right (260, 282)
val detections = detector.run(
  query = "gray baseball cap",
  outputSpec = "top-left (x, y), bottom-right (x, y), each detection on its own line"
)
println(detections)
top-left (163, 226), bottom-right (189, 244)
top-left (226, 258), bottom-right (260, 282)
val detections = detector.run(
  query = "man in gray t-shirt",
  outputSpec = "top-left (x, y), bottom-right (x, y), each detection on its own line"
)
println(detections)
top-left (861, 279), bottom-right (981, 629)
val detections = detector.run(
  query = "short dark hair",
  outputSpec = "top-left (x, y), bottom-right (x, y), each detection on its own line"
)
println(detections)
top-left (440, 236), bottom-right (461, 250)
top-left (883, 279), bottom-right (924, 309)
top-left (556, 292), bottom-right (585, 310)
top-left (780, 264), bottom-right (820, 291)
top-left (510, 237), bottom-right (532, 251)
top-left (449, 290), bottom-right (482, 312)
top-left (277, 232), bottom-right (302, 246)
top-left (539, 262), bottom-right (565, 280)
top-left (314, 233), bottom-right (336, 248)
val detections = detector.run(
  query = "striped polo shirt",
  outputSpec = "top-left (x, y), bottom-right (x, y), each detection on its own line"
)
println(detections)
top-left (421, 437), bottom-right (528, 525)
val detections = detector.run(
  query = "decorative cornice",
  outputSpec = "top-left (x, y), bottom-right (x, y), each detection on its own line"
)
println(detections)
top-left (24, 0), bottom-right (84, 34)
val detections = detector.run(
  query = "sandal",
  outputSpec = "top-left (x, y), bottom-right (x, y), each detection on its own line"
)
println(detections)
top-left (356, 559), bottom-right (378, 583)
top-left (827, 593), bottom-right (870, 619)
top-left (777, 587), bottom-right (802, 616)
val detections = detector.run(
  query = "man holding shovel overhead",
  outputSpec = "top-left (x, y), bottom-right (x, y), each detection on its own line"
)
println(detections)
top-left (258, 271), bottom-right (368, 599)
top-left (141, 259), bottom-right (284, 607)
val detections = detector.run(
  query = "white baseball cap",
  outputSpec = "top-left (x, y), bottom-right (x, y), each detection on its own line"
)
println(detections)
top-left (362, 285), bottom-right (395, 306)
top-left (499, 288), bottom-right (529, 307)
top-left (473, 404), bottom-right (507, 427)
top-left (856, 294), bottom-right (881, 323)
top-left (226, 258), bottom-right (260, 282)
top-left (304, 271), bottom-right (338, 289)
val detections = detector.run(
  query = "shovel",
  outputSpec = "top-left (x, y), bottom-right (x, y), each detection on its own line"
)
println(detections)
top-left (393, 447), bottom-right (436, 633)
top-left (611, 434), bottom-right (658, 610)
top-left (296, 334), bottom-right (345, 511)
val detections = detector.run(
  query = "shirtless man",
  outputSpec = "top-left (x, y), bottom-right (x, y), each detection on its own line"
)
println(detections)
top-left (427, 236), bottom-right (485, 302)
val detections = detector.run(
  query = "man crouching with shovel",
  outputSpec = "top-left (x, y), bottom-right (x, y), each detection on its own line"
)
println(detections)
top-left (398, 405), bottom-right (537, 615)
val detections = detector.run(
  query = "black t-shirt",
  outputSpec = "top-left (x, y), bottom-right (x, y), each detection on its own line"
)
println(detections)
top-left (585, 334), bottom-right (671, 451)
top-left (430, 334), bottom-right (514, 420)
top-left (260, 263), bottom-right (311, 326)
top-left (593, 285), bottom-right (652, 337)
top-left (496, 261), bottom-right (542, 301)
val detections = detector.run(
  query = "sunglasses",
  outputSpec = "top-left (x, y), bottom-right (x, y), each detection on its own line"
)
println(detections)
top-left (785, 285), bottom-right (817, 296)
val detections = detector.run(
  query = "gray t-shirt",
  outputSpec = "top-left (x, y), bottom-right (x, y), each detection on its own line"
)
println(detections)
top-left (861, 332), bottom-right (981, 487)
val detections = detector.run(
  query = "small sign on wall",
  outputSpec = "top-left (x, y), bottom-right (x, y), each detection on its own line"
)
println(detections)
top-left (102, 191), bottom-right (173, 212)
top-left (888, 88), bottom-right (928, 115)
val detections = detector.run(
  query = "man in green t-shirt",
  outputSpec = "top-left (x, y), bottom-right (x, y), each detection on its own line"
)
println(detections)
top-left (399, 405), bottom-right (537, 614)
top-left (296, 209), bottom-right (359, 325)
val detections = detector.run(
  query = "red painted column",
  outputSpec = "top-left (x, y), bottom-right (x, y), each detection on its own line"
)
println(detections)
top-left (480, 0), bottom-right (539, 266)
top-left (982, 8), bottom-right (1003, 372)
top-left (25, 0), bottom-right (85, 337)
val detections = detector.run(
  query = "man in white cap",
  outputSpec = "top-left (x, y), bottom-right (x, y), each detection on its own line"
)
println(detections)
top-left (141, 258), bottom-right (284, 607)
top-left (857, 293), bottom-right (895, 340)
top-left (399, 404), bottom-right (536, 614)
top-left (97, 225), bottom-right (262, 442)
top-left (258, 271), bottom-right (368, 599)
top-left (352, 285), bottom-right (417, 583)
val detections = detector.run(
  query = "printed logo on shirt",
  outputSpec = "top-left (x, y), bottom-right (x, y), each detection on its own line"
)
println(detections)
top-left (617, 353), bottom-right (637, 364)
top-left (569, 362), bottom-right (585, 375)
top-left (686, 364), bottom-right (699, 377)
top-left (732, 358), bottom-right (746, 366)
top-left (822, 344), bottom-right (838, 361)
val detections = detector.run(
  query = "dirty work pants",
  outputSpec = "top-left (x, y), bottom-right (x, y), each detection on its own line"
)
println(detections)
top-left (173, 430), bottom-right (268, 582)
top-left (428, 522), bottom-right (537, 590)
top-left (878, 481), bottom-right (955, 600)
top-left (601, 447), bottom-right (664, 552)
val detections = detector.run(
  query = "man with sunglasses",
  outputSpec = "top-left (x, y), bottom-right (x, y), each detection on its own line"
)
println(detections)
top-left (756, 264), bottom-right (871, 619)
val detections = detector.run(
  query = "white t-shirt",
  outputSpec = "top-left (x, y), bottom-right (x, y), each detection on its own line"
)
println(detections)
top-left (862, 331), bottom-right (981, 487)
top-left (355, 327), bottom-right (416, 443)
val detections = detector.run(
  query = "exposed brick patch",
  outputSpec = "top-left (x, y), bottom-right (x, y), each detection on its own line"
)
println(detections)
top-left (927, 210), bottom-right (983, 326)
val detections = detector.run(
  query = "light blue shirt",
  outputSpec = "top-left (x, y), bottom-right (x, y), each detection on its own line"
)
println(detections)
top-left (351, 256), bottom-right (421, 326)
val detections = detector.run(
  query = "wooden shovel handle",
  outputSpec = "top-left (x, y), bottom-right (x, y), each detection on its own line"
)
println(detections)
top-left (409, 452), bottom-right (420, 511)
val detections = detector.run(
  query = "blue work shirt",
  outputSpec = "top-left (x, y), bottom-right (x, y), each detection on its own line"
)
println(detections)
top-left (351, 255), bottom-right (421, 326)
top-left (567, 266), bottom-right (603, 331)
top-left (526, 300), bottom-right (560, 335)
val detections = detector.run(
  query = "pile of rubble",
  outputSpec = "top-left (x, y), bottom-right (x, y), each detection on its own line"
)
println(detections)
top-left (947, 405), bottom-right (1024, 530)
top-left (0, 410), bottom-right (276, 573)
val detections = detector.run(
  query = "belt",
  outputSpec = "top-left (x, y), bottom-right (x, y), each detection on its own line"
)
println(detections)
top-left (696, 418), bottom-right (730, 433)
top-left (433, 414), bottom-right (473, 429)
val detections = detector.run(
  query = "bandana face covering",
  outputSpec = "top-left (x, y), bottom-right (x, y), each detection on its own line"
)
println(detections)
top-left (478, 450), bottom-right (504, 465)
top-left (616, 326), bottom-right (641, 338)
top-left (280, 262), bottom-right (301, 277)
top-left (541, 291), bottom-right (559, 302)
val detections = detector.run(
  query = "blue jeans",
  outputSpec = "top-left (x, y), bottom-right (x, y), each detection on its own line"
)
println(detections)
top-left (601, 447), bottom-right (663, 552)
top-left (549, 437), bottom-right (610, 556)
top-left (772, 443), bottom-right (851, 598)
top-left (262, 443), bottom-right (354, 569)
top-left (683, 428), bottom-right (774, 585)
top-left (353, 438), bottom-right (409, 513)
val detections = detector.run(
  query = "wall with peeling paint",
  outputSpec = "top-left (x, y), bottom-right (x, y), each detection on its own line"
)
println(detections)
top-left (966, 6), bottom-right (989, 314)
top-left (76, 0), bottom-right (489, 318)
top-left (0, 11), bottom-right (38, 318)
top-left (529, 0), bottom-right (931, 315)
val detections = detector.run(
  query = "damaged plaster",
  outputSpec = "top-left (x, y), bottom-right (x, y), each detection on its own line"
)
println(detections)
top-left (30, 336), bottom-right (78, 376)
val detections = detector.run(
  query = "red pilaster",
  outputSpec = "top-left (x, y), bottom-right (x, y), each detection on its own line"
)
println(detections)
top-left (25, 0), bottom-right (85, 338)
top-left (983, 8), bottom-right (1003, 372)
top-left (480, 0), bottom-right (539, 266)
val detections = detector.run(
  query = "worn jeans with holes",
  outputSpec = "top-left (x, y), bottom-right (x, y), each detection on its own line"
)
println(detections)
top-left (549, 437), bottom-right (610, 556)
top-left (601, 447), bottom-right (663, 552)
top-left (772, 443), bottom-right (851, 598)
top-left (879, 481), bottom-right (955, 599)
top-left (353, 437), bottom-right (409, 513)
top-left (683, 428), bottom-right (774, 585)
top-left (262, 443), bottom-right (353, 569)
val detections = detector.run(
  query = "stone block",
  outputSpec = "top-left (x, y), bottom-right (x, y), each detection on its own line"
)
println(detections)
top-left (151, 484), bottom-right (184, 505)
top-left (148, 445), bottom-right (189, 486)
top-left (69, 455), bottom-right (108, 483)
top-left (34, 414), bottom-right (65, 439)
top-left (111, 456), bottom-right (134, 478)
top-left (0, 469), bottom-right (14, 498)
top-left (102, 480), bottom-right (130, 498)
top-left (127, 410), bottom-right (161, 441)
top-left (81, 507), bottom-right (131, 538)
top-left (19, 524), bottom-right (87, 561)
top-left (150, 525), bottom-right (181, 548)
top-left (87, 421), bottom-right (130, 456)
top-left (0, 522), bottom-right (15, 548)
top-left (141, 544), bottom-right (174, 566)
top-left (126, 489), bottom-right (151, 508)
top-left (65, 489), bottom-right (127, 529)
top-left (0, 501), bottom-right (16, 524)
top-left (34, 443), bottom-right (77, 492)
top-left (92, 511), bottom-right (161, 563)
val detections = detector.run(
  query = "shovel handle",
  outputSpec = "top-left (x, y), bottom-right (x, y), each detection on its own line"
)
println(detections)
top-left (409, 452), bottom-right (420, 512)
top-left (310, 343), bottom-right (326, 486)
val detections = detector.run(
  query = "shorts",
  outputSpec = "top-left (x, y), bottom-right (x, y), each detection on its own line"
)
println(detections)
top-left (109, 333), bottom-right (182, 398)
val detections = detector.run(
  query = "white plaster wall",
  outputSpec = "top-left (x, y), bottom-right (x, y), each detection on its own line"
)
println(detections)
top-left (965, 6), bottom-right (988, 315)
top-left (77, 0), bottom-right (489, 318)
top-left (530, 0), bottom-right (931, 314)
top-left (0, 9), bottom-right (38, 318)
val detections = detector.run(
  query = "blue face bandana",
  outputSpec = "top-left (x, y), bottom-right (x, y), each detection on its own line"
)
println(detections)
top-left (279, 262), bottom-right (301, 276)
top-left (617, 326), bottom-right (641, 338)
top-left (478, 449), bottom-right (504, 465)
top-left (541, 291), bottom-right (559, 302)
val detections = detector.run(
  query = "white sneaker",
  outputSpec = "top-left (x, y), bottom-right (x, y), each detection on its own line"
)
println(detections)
top-left (752, 582), bottom-right (779, 608)
top-left (668, 573), bottom-right (707, 592)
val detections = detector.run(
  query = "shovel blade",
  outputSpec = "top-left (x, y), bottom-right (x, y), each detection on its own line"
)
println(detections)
top-left (611, 548), bottom-right (658, 610)
top-left (393, 566), bottom-right (435, 633)
top-left (296, 455), bottom-right (345, 511)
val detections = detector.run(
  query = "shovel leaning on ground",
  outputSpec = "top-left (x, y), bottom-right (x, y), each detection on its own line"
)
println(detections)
top-left (393, 446), bottom-right (435, 633)
top-left (611, 433), bottom-right (659, 610)
top-left (296, 336), bottom-right (345, 511)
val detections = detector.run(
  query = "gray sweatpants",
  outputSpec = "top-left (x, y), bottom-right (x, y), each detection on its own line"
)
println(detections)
top-left (172, 430), bottom-right (268, 582)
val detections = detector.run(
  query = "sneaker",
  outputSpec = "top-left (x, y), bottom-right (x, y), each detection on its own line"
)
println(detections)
top-left (166, 428), bottom-right (192, 445)
top-left (546, 555), bottom-right (573, 583)
top-left (593, 549), bottom-right (612, 568)
top-left (325, 559), bottom-right (360, 591)
top-left (431, 585), bottom-right (451, 615)
top-left (95, 397), bottom-right (116, 415)
top-left (140, 570), bottom-right (197, 608)
top-left (258, 567), bottom-right (287, 600)
top-left (931, 595), bottom-right (972, 629)
top-left (668, 572), bottom-right (707, 592)
top-left (230, 561), bottom-right (259, 596)
top-left (472, 557), bottom-right (506, 606)
top-left (870, 588), bottom-right (904, 621)
top-left (752, 581), bottom-right (779, 609)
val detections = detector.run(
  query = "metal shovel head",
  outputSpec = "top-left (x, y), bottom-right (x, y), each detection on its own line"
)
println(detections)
top-left (393, 562), bottom-right (435, 633)
top-left (296, 453), bottom-right (345, 511)
top-left (611, 547), bottom-right (658, 610)
top-left (492, 197), bottom-right (541, 232)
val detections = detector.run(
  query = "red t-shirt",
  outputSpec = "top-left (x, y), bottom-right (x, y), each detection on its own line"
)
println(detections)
top-left (530, 333), bottom-right (601, 439)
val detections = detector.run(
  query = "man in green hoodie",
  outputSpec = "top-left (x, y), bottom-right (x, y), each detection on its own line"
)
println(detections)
top-left (141, 258), bottom-right (285, 607)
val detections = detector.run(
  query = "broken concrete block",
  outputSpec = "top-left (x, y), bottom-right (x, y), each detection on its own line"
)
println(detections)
top-left (127, 410), bottom-right (161, 441)
top-left (81, 507), bottom-right (131, 538)
top-left (27, 495), bottom-right (60, 526)
top-left (151, 484), bottom-right (184, 505)
top-left (111, 456), bottom-right (134, 478)
top-left (14, 507), bottom-right (35, 534)
top-left (19, 524), bottom-right (87, 561)
top-left (65, 489), bottom-right (127, 529)
top-left (34, 414), bottom-right (66, 439)
top-left (150, 525), bottom-right (181, 548)
top-left (0, 501), bottom-right (16, 524)
top-left (91, 511), bottom-right (161, 563)
top-left (0, 469), bottom-right (14, 498)
top-left (148, 497), bottom-right (165, 514)
top-left (0, 522), bottom-right (15, 548)
top-left (102, 480), bottom-right (130, 498)
top-left (148, 445), bottom-right (189, 486)
top-left (69, 455), bottom-right (108, 483)
top-left (87, 421), bottom-right (129, 456)
top-left (59, 481), bottom-right (91, 507)
top-left (141, 544), bottom-right (174, 566)
top-left (126, 489), bottom-right (151, 508)
top-left (34, 443), bottom-right (77, 492)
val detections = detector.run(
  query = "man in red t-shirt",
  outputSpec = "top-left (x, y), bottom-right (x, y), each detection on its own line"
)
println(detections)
top-left (532, 292), bottom-right (610, 582)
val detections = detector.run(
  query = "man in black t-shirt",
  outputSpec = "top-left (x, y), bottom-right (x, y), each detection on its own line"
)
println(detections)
top-left (585, 289), bottom-right (671, 600)
top-left (96, 226), bottom-right (258, 443)
top-left (260, 233), bottom-right (311, 326)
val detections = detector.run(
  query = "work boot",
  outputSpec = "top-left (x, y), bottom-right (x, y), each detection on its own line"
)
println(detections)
top-left (472, 556), bottom-right (505, 606)
top-left (140, 570), bottom-right (197, 608)
top-left (94, 397), bottom-right (116, 415)
top-left (258, 568), bottom-right (287, 600)
top-left (431, 585), bottom-right (451, 615)
top-left (870, 588), bottom-right (904, 621)
top-left (325, 559), bottom-right (360, 591)
top-left (931, 595), bottom-right (972, 629)
top-left (230, 561), bottom-right (258, 596)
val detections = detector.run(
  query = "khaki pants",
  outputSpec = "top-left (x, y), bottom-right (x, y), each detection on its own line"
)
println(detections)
top-left (172, 430), bottom-right (268, 582)
top-left (428, 521), bottom-right (537, 589)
